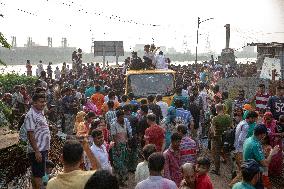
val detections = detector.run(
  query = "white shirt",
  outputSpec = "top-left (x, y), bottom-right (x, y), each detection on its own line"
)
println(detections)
top-left (182, 89), bottom-right (188, 97)
top-left (156, 101), bottom-right (168, 119)
top-left (234, 120), bottom-right (249, 153)
top-left (90, 143), bottom-right (112, 172)
top-left (104, 95), bottom-right (119, 103)
top-left (75, 92), bottom-right (82, 100)
top-left (54, 69), bottom-right (61, 79)
top-left (199, 89), bottom-right (208, 112)
top-left (135, 161), bottom-right (149, 183)
top-left (155, 55), bottom-right (167, 69)
top-left (135, 176), bottom-right (177, 189)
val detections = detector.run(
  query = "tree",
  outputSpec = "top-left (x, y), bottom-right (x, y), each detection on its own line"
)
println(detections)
top-left (0, 32), bottom-right (11, 66)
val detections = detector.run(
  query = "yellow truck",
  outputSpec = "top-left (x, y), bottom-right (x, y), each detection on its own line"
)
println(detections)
top-left (125, 69), bottom-right (176, 105)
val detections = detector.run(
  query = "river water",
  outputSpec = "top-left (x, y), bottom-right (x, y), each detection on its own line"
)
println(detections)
top-left (1, 58), bottom-right (256, 75)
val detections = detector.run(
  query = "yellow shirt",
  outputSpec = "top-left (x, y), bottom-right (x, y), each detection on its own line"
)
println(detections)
top-left (47, 170), bottom-right (96, 189)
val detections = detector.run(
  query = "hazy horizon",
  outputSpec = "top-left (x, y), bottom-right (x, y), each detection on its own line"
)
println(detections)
top-left (0, 0), bottom-right (284, 53)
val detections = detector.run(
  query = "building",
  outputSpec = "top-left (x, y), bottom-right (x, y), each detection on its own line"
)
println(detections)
top-left (248, 42), bottom-right (284, 78)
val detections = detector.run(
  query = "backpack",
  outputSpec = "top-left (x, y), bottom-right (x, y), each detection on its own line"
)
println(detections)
top-left (222, 127), bottom-right (236, 153)
top-left (19, 111), bottom-right (36, 144)
top-left (19, 123), bottom-right (28, 144)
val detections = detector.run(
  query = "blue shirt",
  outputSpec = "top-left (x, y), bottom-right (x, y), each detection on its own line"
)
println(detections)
top-left (171, 95), bottom-right (189, 110)
top-left (175, 108), bottom-right (192, 125)
top-left (243, 135), bottom-right (265, 163)
top-left (129, 100), bottom-right (140, 108)
top-left (85, 87), bottom-right (96, 98)
top-left (200, 72), bottom-right (207, 83)
top-left (232, 182), bottom-right (255, 189)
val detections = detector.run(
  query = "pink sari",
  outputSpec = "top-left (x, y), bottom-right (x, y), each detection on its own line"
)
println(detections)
top-left (264, 113), bottom-right (283, 176)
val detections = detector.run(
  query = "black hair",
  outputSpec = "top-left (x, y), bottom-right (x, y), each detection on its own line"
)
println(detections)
top-left (147, 113), bottom-right (156, 122)
top-left (95, 85), bottom-right (101, 92)
top-left (222, 91), bottom-right (229, 99)
top-left (147, 95), bottom-right (155, 103)
top-left (116, 109), bottom-right (124, 118)
top-left (171, 132), bottom-right (182, 142)
top-left (174, 99), bottom-right (183, 108)
top-left (131, 104), bottom-right (139, 113)
top-left (197, 156), bottom-right (211, 169)
top-left (141, 105), bottom-right (148, 114)
top-left (148, 152), bottom-right (165, 172)
top-left (128, 92), bottom-right (135, 99)
top-left (91, 129), bottom-right (103, 139)
top-left (199, 83), bottom-right (205, 91)
top-left (46, 160), bottom-right (55, 168)
top-left (108, 91), bottom-right (116, 99)
top-left (258, 84), bottom-right (265, 88)
top-left (156, 94), bottom-right (163, 101)
top-left (241, 165), bottom-right (259, 183)
top-left (84, 170), bottom-right (119, 189)
top-left (176, 87), bottom-right (183, 94)
top-left (121, 95), bottom-right (128, 102)
top-left (107, 100), bottom-right (114, 109)
top-left (254, 124), bottom-right (267, 136)
top-left (279, 115), bottom-right (284, 122)
top-left (140, 99), bottom-right (147, 105)
top-left (34, 87), bottom-right (46, 94)
top-left (142, 144), bottom-right (157, 161)
top-left (32, 93), bottom-right (46, 102)
top-left (63, 140), bottom-right (83, 165)
top-left (246, 111), bottom-right (258, 119)
top-left (213, 85), bottom-right (219, 93)
top-left (176, 124), bottom-right (188, 135)
top-left (85, 112), bottom-right (96, 120)
top-left (123, 104), bottom-right (132, 112)
top-left (40, 71), bottom-right (46, 77)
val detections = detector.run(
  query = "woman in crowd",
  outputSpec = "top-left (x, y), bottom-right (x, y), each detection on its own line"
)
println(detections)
top-left (263, 112), bottom-right (283, 176)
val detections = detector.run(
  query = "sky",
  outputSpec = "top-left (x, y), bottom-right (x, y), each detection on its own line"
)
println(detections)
top-left (0, 0), bottom-right (284, 53)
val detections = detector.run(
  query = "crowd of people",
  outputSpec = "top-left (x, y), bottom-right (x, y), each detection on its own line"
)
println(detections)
top-left (0, 45), bottom-right (283, 189)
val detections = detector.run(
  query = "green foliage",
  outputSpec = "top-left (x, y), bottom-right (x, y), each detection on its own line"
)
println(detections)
top-left (0, 100), bottom-right (12, 126)
top-left (0, 74), bottom-right (37, 93)
top-left (0, 32), bottom-right (11, 66)
top-left (0, 32), bottom-right (11, 49)
top-left (0, 59), bottom-right (6, 66)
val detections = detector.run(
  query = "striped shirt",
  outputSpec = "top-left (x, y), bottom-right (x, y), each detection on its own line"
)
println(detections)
top-left (105, 110), bottom-right (117, 127)
top-left (180, 136), bottom-right (197, 165)
top-left (255, 93), bottom-right (270, 111)
top-left (24, 106), bottom-right (51, 153)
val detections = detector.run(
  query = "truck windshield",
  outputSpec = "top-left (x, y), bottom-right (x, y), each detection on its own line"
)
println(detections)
top-left (127, 73), bottom-right (175, 98)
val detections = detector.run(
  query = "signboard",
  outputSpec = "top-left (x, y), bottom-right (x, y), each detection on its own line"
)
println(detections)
top-left (93, 41), bottom-right (124, 56)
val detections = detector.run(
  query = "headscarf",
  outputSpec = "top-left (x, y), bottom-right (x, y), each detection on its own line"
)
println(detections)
top-left (263, 112), bottom-right (277, 133)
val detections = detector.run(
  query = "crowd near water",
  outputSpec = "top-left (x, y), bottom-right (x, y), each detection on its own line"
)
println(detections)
top-left (0, 45), bottom-right (283, 189)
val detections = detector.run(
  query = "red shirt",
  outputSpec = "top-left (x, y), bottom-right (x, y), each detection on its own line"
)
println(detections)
top-left (163, 147), bottom-right (182, 187)
top-left (144, 124), bottom-right (165, 152)
top-left (196, 174), bottom-right (213, 189)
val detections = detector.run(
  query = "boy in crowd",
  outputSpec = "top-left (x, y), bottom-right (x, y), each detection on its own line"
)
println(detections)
top-left (47, 140), bottom-right (100, 189)
top-left (195, 157), bottom-right (213, 189)
top-left (135, 144), bottom-right (157, 183)
top-left (135, 152), bottom-right (177, 189)
top-left (164, 132), bottom-right (183, 187)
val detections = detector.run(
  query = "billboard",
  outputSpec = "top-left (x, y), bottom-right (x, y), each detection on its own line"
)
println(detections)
top-left (93, 41), bottom-right (124, 56)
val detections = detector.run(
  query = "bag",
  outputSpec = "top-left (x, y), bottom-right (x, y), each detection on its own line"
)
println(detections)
top-left (222, 127), bottom-right (236, 153)
top-left (19, 123), bottom-right (28, 144)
